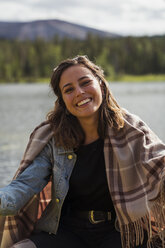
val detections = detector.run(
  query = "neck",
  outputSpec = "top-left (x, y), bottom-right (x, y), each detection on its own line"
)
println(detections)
top-left (79, 117), bottom-right (99, 145)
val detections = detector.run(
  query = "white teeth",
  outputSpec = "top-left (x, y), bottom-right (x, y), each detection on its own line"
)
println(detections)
top-left (77, 98), bottom-right (91, 106)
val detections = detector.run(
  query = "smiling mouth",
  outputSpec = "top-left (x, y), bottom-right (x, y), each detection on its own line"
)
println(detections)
top-left (76, 98), bottom-right (92, 107)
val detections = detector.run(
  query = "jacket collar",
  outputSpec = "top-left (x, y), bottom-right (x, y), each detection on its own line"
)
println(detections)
top-left (57, 146), bottom-right (74, 155)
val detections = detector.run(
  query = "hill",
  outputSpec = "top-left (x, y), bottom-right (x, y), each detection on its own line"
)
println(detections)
top-left (0, 19), bottom-right (120, 40)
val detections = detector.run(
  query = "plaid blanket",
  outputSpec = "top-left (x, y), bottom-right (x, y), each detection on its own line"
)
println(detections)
top-left (0, 122), bottom-right (54, 248)
top-left (0, 111), bottom-right (165, 248)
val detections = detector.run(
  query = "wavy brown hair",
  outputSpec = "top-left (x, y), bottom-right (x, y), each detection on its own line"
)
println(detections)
top-left (47, 55), bottom-right (124, 149)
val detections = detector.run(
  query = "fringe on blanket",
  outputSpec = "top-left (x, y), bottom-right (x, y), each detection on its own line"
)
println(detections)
top-left (119, 179), bottom-right (165, 248)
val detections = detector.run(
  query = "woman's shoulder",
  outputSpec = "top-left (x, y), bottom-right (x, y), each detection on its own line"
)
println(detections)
top-left (26, 121), bottom-right (55, 159)
top-left (122, 108), bottom-right (146, 128)
top-left (30, 121), bottom-right (53, 138)
top-left (121, 108), bottom-right (160, 141)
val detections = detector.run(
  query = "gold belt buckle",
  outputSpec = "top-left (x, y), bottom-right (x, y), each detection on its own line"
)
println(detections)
top-left (89, 210), bottom-right (110, 224)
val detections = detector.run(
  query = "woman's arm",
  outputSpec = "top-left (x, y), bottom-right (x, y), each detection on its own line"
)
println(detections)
top-left (0, 143), bottom-right (52, 216)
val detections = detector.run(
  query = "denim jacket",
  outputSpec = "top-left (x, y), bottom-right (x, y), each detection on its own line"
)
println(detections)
top-left (0, 137), bottom-right (77, 234)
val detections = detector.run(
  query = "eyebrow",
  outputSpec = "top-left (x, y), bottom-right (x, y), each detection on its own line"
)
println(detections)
top-left (62, 76), bottom-right (91, 91)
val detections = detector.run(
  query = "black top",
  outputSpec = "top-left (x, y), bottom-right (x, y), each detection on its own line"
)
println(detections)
top-left (63, 138), bottom-right (114, 212)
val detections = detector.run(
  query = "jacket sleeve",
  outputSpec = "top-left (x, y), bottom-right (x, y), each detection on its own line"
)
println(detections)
top-left (0, 142), bottom-right (52, 216)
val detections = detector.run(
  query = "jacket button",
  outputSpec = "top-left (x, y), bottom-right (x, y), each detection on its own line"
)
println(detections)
top-left (56, 198), bottom-right (60, 203)
top-left (68, 154), bottom-right (73, 160)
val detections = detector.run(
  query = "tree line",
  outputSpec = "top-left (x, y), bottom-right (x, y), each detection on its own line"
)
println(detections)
top-left (0, 34), bottom-right (165, 82)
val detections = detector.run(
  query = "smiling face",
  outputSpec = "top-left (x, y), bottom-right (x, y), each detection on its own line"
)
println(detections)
top-left (59, 65), bottom-right (103, 123)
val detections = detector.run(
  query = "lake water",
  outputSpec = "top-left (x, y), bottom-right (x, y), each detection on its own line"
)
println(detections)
top-left (0, 82), bottom-right (165, 187)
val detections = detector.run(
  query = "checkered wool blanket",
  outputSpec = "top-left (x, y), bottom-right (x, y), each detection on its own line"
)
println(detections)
top-left (0, 110), bottom-right (165, 248)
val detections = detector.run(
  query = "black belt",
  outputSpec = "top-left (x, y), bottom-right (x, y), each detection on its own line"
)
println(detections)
top-left (69, 210), bottom-right (113, 224)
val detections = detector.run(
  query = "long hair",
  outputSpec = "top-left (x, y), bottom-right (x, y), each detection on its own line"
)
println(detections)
top-left (47, 55), bottom-right (124, 149)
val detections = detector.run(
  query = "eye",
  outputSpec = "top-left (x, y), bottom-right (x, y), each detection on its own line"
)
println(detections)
top-left (64, 87), bottom-right (74, 93)
top-left (81, 80), bottom-right (91, 86)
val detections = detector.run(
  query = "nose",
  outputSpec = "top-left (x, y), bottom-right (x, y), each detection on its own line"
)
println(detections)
top-left (75, 85), bottom-right (85, 97)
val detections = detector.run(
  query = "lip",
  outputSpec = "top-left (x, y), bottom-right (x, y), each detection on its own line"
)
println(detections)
top-left (76, 97), bottom-right (92, 107)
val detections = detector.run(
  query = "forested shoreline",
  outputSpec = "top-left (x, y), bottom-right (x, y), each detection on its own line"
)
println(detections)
top-left (0, 34), bottom-right (165, 83)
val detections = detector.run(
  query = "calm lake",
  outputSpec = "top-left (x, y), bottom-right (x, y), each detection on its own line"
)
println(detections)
top-left (0, 82), bottom-right (165, 187)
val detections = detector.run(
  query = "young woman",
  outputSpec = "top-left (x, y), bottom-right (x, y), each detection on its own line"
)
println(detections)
top-left (0, 56), bottom-right (165, 248)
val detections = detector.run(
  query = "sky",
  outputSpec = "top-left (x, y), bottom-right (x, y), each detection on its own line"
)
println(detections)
top-left (0, 0), bottom-right (165, 36)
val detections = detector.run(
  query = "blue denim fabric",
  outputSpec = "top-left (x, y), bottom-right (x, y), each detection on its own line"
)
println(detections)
top-left (0, 137), bottom-right (77, 234)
